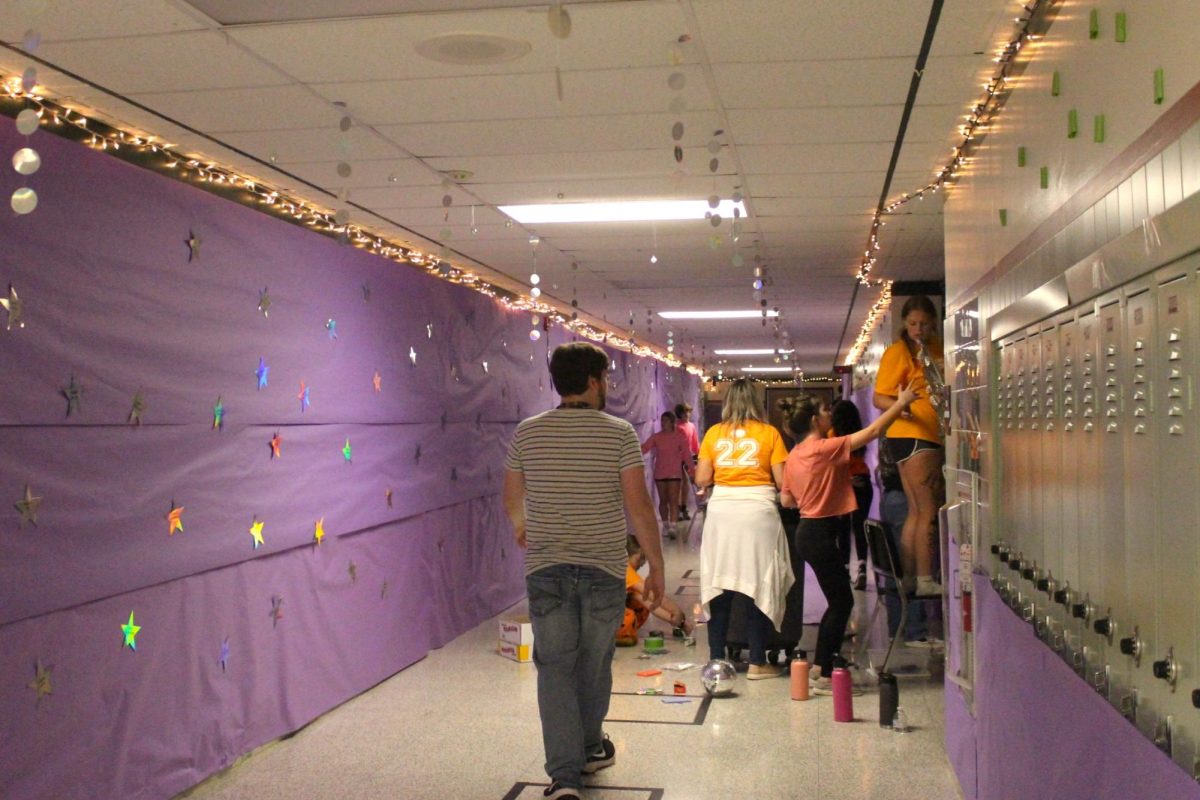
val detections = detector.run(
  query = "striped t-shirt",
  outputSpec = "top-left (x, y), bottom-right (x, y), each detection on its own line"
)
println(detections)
top-left (504, 408), bottom-right (644, 579)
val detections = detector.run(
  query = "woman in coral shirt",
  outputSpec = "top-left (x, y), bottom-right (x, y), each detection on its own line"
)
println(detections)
top-left (641, 411), bottom-right (694, 538)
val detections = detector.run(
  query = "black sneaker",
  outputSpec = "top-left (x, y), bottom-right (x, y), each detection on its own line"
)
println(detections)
top-left (853, 566), bottom-right (867, 592)
top-left (679, 508), bottom-right (690, 520)
top-left (582, 733), bottom-right (615, 774)
top-left (543, 781), bottom-right (581, 799)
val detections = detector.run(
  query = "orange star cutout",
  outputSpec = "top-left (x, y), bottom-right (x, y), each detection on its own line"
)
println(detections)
top-left (373, 370), bottom-right (382, 393)
top-left (270, 431), bottom-right (282, 458)
top-left (166, 502), bottom-right (184, 535)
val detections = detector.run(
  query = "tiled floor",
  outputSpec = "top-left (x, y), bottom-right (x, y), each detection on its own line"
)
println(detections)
top-left (181, 530), bottom-right (964, 800)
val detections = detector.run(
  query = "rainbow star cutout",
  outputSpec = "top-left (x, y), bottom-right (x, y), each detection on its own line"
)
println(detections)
top-left (213, 396), bottom-right (224, 430)
top-left (298, 381), bottom-right (310, 412)
top-left (166, 500), bottom-right (184, 535)
top-left (249, 517), bottom-right (265, 549)
top-left (342, 438), bottom-right (352, 463)
top-left (269, 431), bottom-right (282, 459)
top-left (313, 517), bottom-right (325, 546)
top-left (372, 370), bottom-right (382, 393)
top-left (255, 357), bottom-right (269, 390)
top-left (28, 659), bottom-right (52, 705)
top-left (121, 611), bottom-right (141, 650)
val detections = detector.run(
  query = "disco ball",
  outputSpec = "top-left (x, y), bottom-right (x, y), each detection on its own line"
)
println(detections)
top-left (701, 659), bottom-right (737, 696)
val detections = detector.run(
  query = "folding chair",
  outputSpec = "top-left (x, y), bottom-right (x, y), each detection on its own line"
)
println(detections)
top-left (853, 518), bottom-right (907, 676)
top-left (682, 487), bottom-right (708, 543)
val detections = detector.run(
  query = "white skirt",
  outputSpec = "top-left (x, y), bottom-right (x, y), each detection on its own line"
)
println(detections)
top-left (699, 484), bottom-right (795, 629)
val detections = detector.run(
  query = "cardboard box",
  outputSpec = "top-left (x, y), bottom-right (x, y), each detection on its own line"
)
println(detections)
top-left (498, 640), bottom-right (532, 663)
top-left (499, 615), bottom-right (534, 647)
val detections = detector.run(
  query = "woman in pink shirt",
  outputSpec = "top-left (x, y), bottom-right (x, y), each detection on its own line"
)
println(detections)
top-left (780, 384), bottom-right (915, 693)
top-left (642, 411), bottom-right (694, 538)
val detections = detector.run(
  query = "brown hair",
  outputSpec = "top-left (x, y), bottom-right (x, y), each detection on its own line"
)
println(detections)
top-left (549, 342), bottom-right (608, 396)
top-left (896, 295), bottom-right (939, 355)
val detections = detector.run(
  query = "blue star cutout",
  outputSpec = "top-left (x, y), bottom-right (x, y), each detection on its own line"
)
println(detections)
top-left (325, 318), bottom-right (337, 340)
top-left (255, 357), bottom-right (269, 390)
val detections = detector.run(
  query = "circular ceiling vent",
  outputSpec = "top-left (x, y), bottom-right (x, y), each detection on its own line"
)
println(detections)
top-left (415, 33), bottom-right (532, 66)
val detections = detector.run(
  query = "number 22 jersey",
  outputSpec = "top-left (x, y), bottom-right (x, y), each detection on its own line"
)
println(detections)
top-left (698, 419), bottom-right (788, 487)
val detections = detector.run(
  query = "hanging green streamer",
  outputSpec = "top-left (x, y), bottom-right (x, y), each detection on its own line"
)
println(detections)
top-left (1018, 146), bottom-right (1027, 167)
top-left (1040, 167), bottom-right (1049, 189)
top-left (1094, 115), bottom-right (1106, 143)
top-left (1000, 209), bottom-right (1008, 226)
top-left (1115, 12), bottom-right (1127, 42)
top-left (1068, 109), bottom-right (1079, 138)
top-left (1154, 68), bottom-right (1165, 104)
top-left (1089, 9), bottom-right (1099, 39)
top-left (1051, 71), bottom-right (1061, 97)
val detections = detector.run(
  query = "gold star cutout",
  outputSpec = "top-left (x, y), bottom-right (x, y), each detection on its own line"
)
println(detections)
top-left (269, 431), bottom-right (282, 459)
top-left (0, 283), bottom-right (24, 330)
top-left (28, 659), bottom-right (52, 706)
top-left (313, 517), bottom-right (325, 546)
top-left (249, 517), bottom-right (265, 549)
top-left (166, 500), bottom-right (184, 535)
top-left (15, 484), bottom-right (42, 528)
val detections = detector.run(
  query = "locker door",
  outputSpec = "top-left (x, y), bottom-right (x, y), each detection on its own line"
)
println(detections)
top-left (1097, 299), bottom-right (1130, 709)
top-left (1053, 320), bottom-right (1081, 657)
top-left (1024, 330), bottom-right (1044, 588)
top-left (1123, 286), bottom-right (1160, 741)
top-left (1037, 324), bottom-right (1064, 645)
top-left (995, 341), bottom-right (1015, 570)
top-left (1075, 311), bottom-right (1107, 680)
top-left (1011, 337), bottom-right (1031, 592)
top-left (1153, 270), bottom-right (1199, 769)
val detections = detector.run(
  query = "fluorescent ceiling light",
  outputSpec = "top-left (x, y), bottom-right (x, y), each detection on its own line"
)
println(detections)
top-left (741, 366), bottom-right (795, 373)
top-left (658, 310), bottom-right (779, 320)
top-left (499, 199), bottom-right (748, 224)
top-left (714, 348), bottom-right (795, 356)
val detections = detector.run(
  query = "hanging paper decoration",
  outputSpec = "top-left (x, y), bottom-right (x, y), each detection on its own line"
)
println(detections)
top-left (249, 517), bottom-right (265, 549)
top-left (342, 439), bottom-right (352, 463)
top-left (373, 370), bottom-right (382, 392)
top-left (313, 518), bottom-right (326, 546)
top-left (1, 284), bottom-right (24, 329)
top-left (255, 357), bottom-right (269, 389)
top-left (212, 396), bottom-right (225, 430)
top-left (14, 484), bottom-right (42, 527)
top-left (61, 375), bottom-right (82, 416)
top-left (547, 3), bottom-right (571, 38)
top-left (269, 431), bottom-right (282, 459)
top-left (28, 659), bottom-right (52, 706)
top-left (128, 389), bottom-right (146, 426)
top-left (166, 500), bottom-right (184, 535)
top-left (218, 638), bottom-right (230, 672)
top-left (121, 611), bottom-right (141, 650)
top-left (185, 230), bottom-right (201, 262)
top-left (298, 381), bottom-right (310, 412)
top-left (257, 287), bottom-right (271, 318)
top-left (270, 596), bottom-right (284, 627)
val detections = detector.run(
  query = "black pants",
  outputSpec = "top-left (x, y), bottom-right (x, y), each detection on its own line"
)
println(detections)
top-left (796, 515), bottom-right (854, 676)
top-left (837, 476), bottom-right (874, 568)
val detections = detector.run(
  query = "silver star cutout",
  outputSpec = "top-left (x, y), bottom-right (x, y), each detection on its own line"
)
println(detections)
top-left (15, 484), bottom-right (42, 528)
top-left (61, 375), bottom-right (82, 417)
top-left (0, 284), bottom-right (23, 330)
top-left (408, 347), bottom-right (417, 366)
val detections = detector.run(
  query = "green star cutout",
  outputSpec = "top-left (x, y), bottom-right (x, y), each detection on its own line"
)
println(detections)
top-left (121, 611), bottom-right (141, 650)
top-left (342, 438), bottom-right (352, 463)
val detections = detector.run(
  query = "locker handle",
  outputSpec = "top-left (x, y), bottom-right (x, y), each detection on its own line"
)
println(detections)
top-left (1170, 424), bottom-right (1183, 435)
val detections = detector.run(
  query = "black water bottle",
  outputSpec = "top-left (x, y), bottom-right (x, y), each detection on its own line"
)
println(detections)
top-left (878, 671), bottom-right (899, 728)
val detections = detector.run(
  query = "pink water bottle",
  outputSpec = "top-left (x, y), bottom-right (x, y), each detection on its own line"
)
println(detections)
top-left (832, 666), bottom-right (854, 722)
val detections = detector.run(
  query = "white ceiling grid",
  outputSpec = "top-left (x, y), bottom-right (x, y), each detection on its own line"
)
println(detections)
top-left (0, 0), bottom-right (1017, 372)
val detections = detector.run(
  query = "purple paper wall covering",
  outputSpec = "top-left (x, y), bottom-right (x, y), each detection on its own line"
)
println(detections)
top-left (0, 124), bottom-right (698, 799)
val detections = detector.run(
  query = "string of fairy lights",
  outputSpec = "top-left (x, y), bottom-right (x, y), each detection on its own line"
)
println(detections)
top-left (0, 73), bottom-right (704, 377)
top-left (845, 0), bottom-right (1052, 364)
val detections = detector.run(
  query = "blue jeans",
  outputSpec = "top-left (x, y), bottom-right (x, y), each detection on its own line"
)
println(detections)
top-left (880, 490), bottom-right (929, 640)
top-left (526, 564), bottom-right (625, 789)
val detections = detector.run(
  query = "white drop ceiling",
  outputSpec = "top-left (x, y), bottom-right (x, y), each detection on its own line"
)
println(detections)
top-left (0, 0), bottom-right (1018, 372)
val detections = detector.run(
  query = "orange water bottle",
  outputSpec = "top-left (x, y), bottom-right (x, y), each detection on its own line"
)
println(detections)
top-left (790, 657), bottom-right (810, 701)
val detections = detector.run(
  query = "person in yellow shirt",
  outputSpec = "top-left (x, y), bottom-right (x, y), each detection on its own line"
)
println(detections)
top-left (873, 295), bottom-right (944, 597)
top-left (694, 379), bottom-right (794, 679)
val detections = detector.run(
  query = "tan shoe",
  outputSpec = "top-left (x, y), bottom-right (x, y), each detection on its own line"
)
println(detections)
top-left (747, 664), bottom-right (784, 680)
